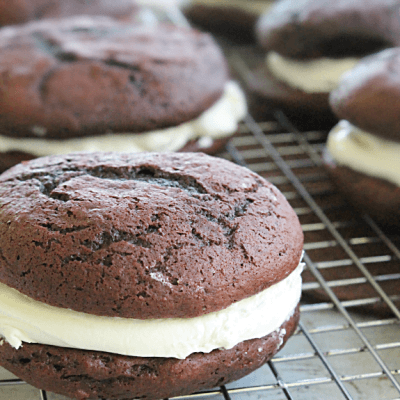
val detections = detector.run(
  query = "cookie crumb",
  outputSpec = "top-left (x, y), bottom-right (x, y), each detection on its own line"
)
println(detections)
top-left (31, 126), bottom-right (47, 137)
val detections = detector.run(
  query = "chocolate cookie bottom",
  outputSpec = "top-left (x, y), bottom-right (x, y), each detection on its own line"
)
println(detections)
top-left (247, 66), bottom-right (337, 130)
top-left (323, 148), bottom-right (400, 227)
top-left (0, 307), bottom-right (299, 400)
top-left (0, 150), bottom-right (36, 174)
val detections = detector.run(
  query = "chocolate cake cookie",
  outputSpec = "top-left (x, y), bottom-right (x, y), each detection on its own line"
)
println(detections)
top-left (0, 151), bottom-right (303, 399)
top-left (324, 48), bottom-right (400, 227)
top-left (0, 0), bottom-right (139, 27)
top-left (249, 0), bottom-right (400, 128)
top-left (183, 0), bottom-right (273, 44)
top-left (0, 16), bottom-right (247, 172)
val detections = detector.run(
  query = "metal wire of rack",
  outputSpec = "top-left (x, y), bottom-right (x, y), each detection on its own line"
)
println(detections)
top-left (1, 4), bottom-right (400, 400)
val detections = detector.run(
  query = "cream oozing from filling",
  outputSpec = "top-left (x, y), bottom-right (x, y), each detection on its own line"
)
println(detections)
top-left (0, 261), bottom-right (303, 359)
top-left (327, 120), bottom-right (400, 187)
top-left (266, 52), bottom-right (360, 93)
top-left (0, 81), bottom-right (247, 157)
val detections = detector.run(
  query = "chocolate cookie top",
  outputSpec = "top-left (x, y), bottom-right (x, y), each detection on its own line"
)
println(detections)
top-left (0, 152), bottom-right (303, 319)
top-left (183, 2), bottom-right (264, 44)
top-left (256, 0), bottom-right (400, 59)
top-left (0, 0), bottom-right (138, 27)
top-left (0, 16), bottom-right (228, 139)
top-left (330, 48), bottom-right (400, 142)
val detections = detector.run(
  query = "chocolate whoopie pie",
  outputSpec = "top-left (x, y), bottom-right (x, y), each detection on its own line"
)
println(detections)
top-left (324, 47), bottom-right (400, 227)
top-left (0, 0), bottom-right (139, 27)
top-left (249, 0), bottom-right (400, 128)
top-left (0, 16), bottom-right (247, 172)
top-left (0, 151), bottom-right (303, 400)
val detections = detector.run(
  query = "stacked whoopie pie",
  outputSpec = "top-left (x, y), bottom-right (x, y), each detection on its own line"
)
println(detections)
top-left (0, 15), bottom-right (247, 172)
top-left (300, 48), bottom-right (400, 315)
top-left (324, 48), bottom-right (400, 227)
top-left (249, 0), bottom-right (400, 128)
top-left (0, 151), bottom-right (304, 400)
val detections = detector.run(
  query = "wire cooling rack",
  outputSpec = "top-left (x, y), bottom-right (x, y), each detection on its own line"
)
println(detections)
top-left (1, 5), bottom-right (400, 400)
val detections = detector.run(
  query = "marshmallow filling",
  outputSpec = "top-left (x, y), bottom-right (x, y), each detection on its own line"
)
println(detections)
top-left (327, 120), bottom-right (400, 187)
top-left (0, 261), bottom-right (303, 359)
top-left (266, 52), bottom-right (359, 93)
top-left (0, 81), bottom-right (247, 157)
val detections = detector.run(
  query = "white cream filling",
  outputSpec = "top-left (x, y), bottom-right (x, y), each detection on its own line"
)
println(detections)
top-left (135, 0), bottom-right (189, 8)
top-left (182, 0), bottom-right (273, 14)
top-left (327, 120), bottom-right (400, 187)
top-left (0, 262), bottom-right (303, 360)
top-left (0, 81), bottom-right (247, 157)
top-left (266, 52), bottom-right (360, 93)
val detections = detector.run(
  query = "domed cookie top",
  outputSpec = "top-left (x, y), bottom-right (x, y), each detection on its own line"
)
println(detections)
top-left (0, 16), bottom-right (228, 139)
top-left (183, 0), bottom-right (273, 44)
top-left (256, 0), bottom-right (400, 59)
top-left (330, 48), bottom-right (400, 142)
top-left (0, 0), bottom-right (138, 26)
top-left (0, 152), bottom-right (303, 319)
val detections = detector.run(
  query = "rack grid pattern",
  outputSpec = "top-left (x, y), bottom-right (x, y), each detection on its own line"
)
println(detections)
top-left (1, 6), bottom-right (400, 400)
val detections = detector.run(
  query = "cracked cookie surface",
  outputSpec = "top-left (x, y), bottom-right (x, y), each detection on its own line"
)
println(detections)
top-left (0, 0), bottom-right (138, 26)
top-left (0, 0), bottom-right (138, 27)
top-left (0, 152), bottom-right (303, 319)
top-left (0, 16), bottom-right (228, 139)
